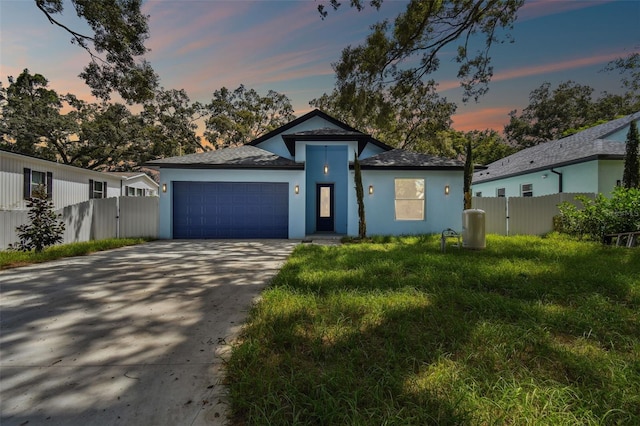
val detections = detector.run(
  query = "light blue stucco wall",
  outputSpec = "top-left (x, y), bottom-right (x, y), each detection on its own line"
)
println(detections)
top-left (349, 169), bottom-right (465, 235)
top-left (598, 160), bottom-right (624, 194)
top-left (157, 168), bottom-right (306, 239)
top-left (471, 160), bottom-right (623, 197)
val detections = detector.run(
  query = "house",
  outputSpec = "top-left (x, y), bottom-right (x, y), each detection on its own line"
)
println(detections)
top-left (472, 111), bottom-right (640, 198)
top-left (103, 172), bottom-right (159, 197)
top-left (0, 149), bottom-right (159, 211)
top-left (145, 109), bottom-right (465, 239)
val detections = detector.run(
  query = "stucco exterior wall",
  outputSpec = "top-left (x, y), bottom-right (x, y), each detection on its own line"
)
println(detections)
top-left (352, 169), bottom-right (464, 236)
top-left (472, 160), bottom-right (611, 198)
top-left (157, 168), bottom-right (305, 239)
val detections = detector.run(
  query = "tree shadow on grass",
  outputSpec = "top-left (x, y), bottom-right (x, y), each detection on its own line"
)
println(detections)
top-left (228, 237), bottom-right (640, 424)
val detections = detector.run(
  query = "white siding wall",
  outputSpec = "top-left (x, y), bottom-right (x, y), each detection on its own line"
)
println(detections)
top-left (1, 151), bottom-right (122, 211)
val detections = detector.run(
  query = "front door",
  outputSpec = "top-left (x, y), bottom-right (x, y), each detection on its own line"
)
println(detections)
top-left (316, 183), bottom-right (334, 232)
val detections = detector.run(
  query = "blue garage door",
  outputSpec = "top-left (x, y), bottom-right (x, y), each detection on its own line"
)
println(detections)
top-left (173, 182), bottom-right (289, 239)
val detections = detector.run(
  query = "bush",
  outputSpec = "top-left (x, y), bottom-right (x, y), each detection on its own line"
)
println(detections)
top-left (557, 187), bottom-right (640, 239)
top-left (10, 186), bottom-right (65, 252)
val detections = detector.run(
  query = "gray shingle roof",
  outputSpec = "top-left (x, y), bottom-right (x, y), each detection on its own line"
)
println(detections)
top-left (358, 149), bottom-right (465, 169)
top-left (473, 112), bottom-right (640, 183)
top-left (284, 127), bottom-right (366, 137)
top-left (145, 145), bottom-right (302, 169)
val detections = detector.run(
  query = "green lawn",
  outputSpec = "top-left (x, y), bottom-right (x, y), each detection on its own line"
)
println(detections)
top-left (0, 238), bottom-right (150, 269)
top-left (226, 234), bottom-right (640, 425)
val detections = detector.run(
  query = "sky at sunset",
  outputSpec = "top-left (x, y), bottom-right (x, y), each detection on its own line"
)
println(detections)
top-left (1, 0), bottom-right (638, 135)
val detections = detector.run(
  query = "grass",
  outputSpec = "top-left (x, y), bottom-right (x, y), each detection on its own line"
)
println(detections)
top-left (226, 234), bottom-right (640, 425)
top-left (0, 238), bottom-right (150, 269)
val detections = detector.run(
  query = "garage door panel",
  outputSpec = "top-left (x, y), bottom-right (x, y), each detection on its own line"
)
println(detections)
top-left (173, 182), bottom-right (289, 239)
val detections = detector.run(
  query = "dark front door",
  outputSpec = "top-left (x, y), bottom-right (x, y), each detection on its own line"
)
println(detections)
top-left (316, 183), bottom-right (334, 232)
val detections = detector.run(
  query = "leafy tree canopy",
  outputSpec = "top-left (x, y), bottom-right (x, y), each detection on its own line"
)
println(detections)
top-left (311, 80), bottom-right (456, 151)
top-left (34, 0), bottom-right (158, 104)
top-left (0, 70), bottom-right (201, 170)
top-left (204, 85), bottom-right (296, 149)
top-left (320, 0), bottom-right (524, 103)
top-left (505, 53), bottom-right (640, 148)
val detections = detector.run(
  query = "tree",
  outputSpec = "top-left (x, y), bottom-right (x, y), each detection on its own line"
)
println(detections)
top-left (11, 186), bottom-right (65, 253)
top-left (504, 81), bottom-right (596, 148)
top-left (463, 141), bottom-right (473, 209)
top-left (320, 0), bottom-right (524, 104)
top-left (0, 69), bottom-right (69, 160)
top-left (141, 88), bottom-right (207, 158)
top-left (353, 152), bottom-right (367, 239)
top-left (204, 85), bottom-right (296, 148)
top-left (310, 80), bottom-right (456, 151)
top-left (505, 54), bottom-right (640, 148)
top-left (34, 0), bottom-right (158, 103)
top-left (622, 121), bottom-right (640, 189)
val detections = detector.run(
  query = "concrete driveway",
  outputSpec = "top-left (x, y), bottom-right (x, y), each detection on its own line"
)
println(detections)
top-left (0, 240), bottom-right (298, 426)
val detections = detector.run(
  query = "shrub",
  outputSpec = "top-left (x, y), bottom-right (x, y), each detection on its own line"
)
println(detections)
top-left (10, 186), bottom-right (65, 252)
top-left (557, 187), bottom-right (640, 239)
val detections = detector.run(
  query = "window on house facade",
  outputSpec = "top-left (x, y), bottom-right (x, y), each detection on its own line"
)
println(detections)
top-left (126, 186), bottom-right (136, 196)
top-left (496, 188), bottom-right (506, 197)
top-left (521, 183), bottom-right (533, 197)
top-left (23, 168), bottom-right (52, 199)
top-left (89, 179), bottom-right (107, 199)
top-left (395, 178), bottom-right (425, 220)
top-left (136, 188), bottom-right (144, 196)
top-left (475, 191), bottom-right (482, 197)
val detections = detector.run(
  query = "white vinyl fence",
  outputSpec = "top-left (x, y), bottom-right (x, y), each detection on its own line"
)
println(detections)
top-left (1, 196), bottom-right (158, 250)
top-left (472, 193), bottom-right (595, 236)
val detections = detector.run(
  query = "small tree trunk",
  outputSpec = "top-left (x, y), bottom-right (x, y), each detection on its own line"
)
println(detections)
top-left (354, 152), bottom-right (367, 239)
top-left (463, 141), bottom-right (474, 209)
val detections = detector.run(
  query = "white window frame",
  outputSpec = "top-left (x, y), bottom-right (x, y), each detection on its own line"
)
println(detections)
top-left (521, 183), bottom-right (533, 197)
top-left (394, 178), bottom-right (425, 221)
top-left (90, 180), bottom-right (105, 199)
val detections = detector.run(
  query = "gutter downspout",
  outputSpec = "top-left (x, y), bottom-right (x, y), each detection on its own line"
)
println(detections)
top-left (551, 169), bottom-right (563, 193)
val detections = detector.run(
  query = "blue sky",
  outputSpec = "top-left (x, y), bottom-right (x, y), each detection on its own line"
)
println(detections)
top-left (1, 0), bottom-right (638, 134)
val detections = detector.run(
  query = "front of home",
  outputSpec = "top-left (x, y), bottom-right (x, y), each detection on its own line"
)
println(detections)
top-left (146, 110), bottom-right (465, 239)
top-left (472, 112), bottom-right (640, 198)
top-left (0, 149), bottom-right (159, 211)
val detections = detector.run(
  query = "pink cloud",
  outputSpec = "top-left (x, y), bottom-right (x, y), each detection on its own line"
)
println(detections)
top-left (438, 50), bottom-right (628, 91)
top-left (452, 107), bottom-right (514, 132)
top-left (517, 0), bottom-right (615, 22)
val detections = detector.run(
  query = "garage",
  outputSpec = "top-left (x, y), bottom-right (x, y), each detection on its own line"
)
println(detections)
top-left (172, 181), bottom-right (289, 239)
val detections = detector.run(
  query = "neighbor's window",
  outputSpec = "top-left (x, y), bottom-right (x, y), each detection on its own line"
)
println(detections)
top-left (127, 186), bottom-right (136, 196)
top-left (24, 168), bottom-right (52, 199)
top-left (136, 188), bottom-right (144, 196)
top-left (31, 171), bottom-right (46, 196)
top-left (496, 188), bottom-right (506, 197)
top-left (521, 183), bottom-right (533, 197)
top-left (89, 180), bottom-right (106, 199)
top-left (395, 178), bottom-right (425, 220)
top-left (475, 191), bottom-right (482, 197)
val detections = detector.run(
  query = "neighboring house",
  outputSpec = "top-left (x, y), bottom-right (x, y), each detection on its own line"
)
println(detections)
top-left (472, 112), bottom-right (640, 198)
top-left (103, 172), bottom-right (159, 197)
top-left (146, 109), bottom-right (465, 239)
top-left (0, 149), bottom-right (159, 211)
